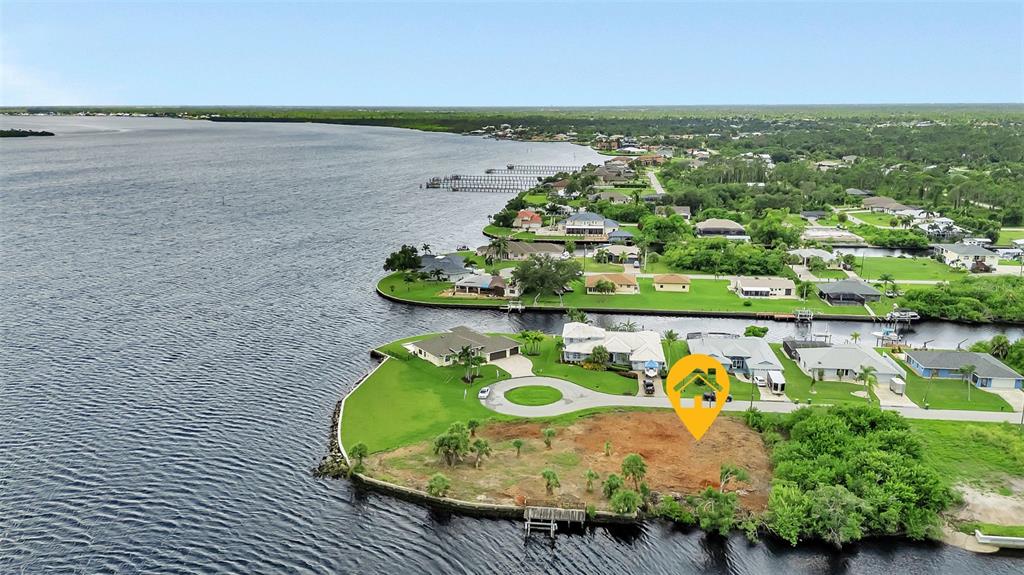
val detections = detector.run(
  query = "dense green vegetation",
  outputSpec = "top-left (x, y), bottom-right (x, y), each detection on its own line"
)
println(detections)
top-left (747, 406), bottom-right (954, 546)
top-left (970, 334), bottom-right (1024, 375)
top-left (901, 275), bottom-right (1024, 322)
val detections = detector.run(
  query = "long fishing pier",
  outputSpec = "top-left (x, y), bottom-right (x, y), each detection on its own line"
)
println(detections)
top-left (425, 174), bottom-right (542, 192)
top-left (486, 164), bottom-right (584, 175)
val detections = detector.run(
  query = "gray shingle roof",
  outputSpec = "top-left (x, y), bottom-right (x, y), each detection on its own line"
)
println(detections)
top-left (413, 326), bottom-right (519, 358)
top-left (905, 350), bottom-right (1023, 380)
top-left (817, 279), bottom-right (880, 297)
top-left (934, 243), bottom-right (997, 257)
top-left (419, 254), bottom-right (470, 275)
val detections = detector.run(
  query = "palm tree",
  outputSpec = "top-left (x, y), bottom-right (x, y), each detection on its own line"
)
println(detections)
top-left (511, 438), bottom-right (524, 457)
top-left (471, 438), bottom-right (491, 468)
top-left (589, 345), bottom-right (610, 367)
top-left (470, 354), bottom-right (485, 378)
top-left (856, 365), bottom-right (878, 404)
top-left (616, 320), bottom-right (638, 332)
top-left (467, 419), bottom-right (480, 437)
top-left (488, 236), bottom-right (510, 260)
top-left (630, 189), bottom-right (643, 206)
top-left (878, 273), bottom-right (895, 294)
top-left (349, 442), bottom-right (369, 472)
top-left (621, 453), bottom-right (647, 491)
top-left (542, 427), bottom-right (556, 449)
top-left (850, 331), bottom-right (861, 344)
top-left (541, 469), bottom-right (560, 495)
top-left (456, 345), bottom-right (475, 382)
top-left (566, 308), bottom-right (590, 324)
top-left (958, 364), bottom-right (977, 402)
top-left (990, 335), bottom-right (1011, 359)
top-left (664, 330), bottom-right (679, 366)
top-left (554, 336), bottom-right (565, 360)
top-left (585, 469), bottom-right (600, 492)
top-left (421, 243), bottom-right (432, 255)
top-left (430, 268), bottom-right (445, 282)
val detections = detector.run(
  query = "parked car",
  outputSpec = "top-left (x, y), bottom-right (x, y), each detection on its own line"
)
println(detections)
top-left (702, 391), bottom-right (733, 403)
top-left (643, 380), bottom-right (655, 395)
top-left (477, 387), bottom-right (491, 399)
top-left (753, 375), bottom-right (766, 387)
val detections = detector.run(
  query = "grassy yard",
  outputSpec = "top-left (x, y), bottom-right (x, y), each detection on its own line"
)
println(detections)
top-left (811, 268), bottom-right (848, 279)
top-left (517, 335), bottom-right (638, 395)
top-left (956, 522), bottom-right (1024, 537)
top-left (342, 342), bottom-right (513, 453)
top-left (537, 277), bottom-right (870, 316)
top-left (483, 224), bottom-right (578, 242)
top-left (852, 210), bottom-right (899, 227)
top-left (996, 228), bottom-right (1024, 245)
top-left (639, 259), bottom-right (704, 275)
top-left (881, 352), bottom-right (1012, 412)
top-left (854, 256), bottom-right (967, 281)
top-left (910, 419), bottom-right (1024, 489)
top-left (770, 344), bottom-right (877, 406)
top-left (580, 257), bottom-right (625, 273)
top-left (505, 385), bottom-right (563, 406)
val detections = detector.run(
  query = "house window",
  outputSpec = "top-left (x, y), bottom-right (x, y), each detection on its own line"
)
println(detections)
top-left (837, 369), bottom-right (850, 378)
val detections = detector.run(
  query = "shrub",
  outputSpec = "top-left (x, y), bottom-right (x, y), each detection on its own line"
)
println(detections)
top-left (427, 473), bottom-right (451, 497)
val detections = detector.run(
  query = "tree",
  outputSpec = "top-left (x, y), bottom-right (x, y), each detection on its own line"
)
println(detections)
top-left (589, 345), bottom-right (610, 367)
top-left (621, 453), bottom-right (647, 491)
top-left (958, 364), bottom-right (976, 401)
top-left (542, 427), bottom-right (556, 449)
top-left (614, 320), bottom-right (639, 332)
top-left (541, 469), bottom-right (560, 495)
top-left (989, 335), bottom-right (1011, 359)
top-left (429, 268), bottom-right (445, 282)
top-left (427, 473), bottom-right (451, 497)
top-left (512, 254), bottom-right (583, 304)
top-left (585, 469), bottom-right (600, 492)
top-left (455, 345), bottom-right (477, 383)
top-left (433, 422), bottom-right (470, 466)
top-left (691, 487), bottom-right (737, 535)
top-left (603, 474), bottom-right (624, 498)
top-left (421, 243), bottom-right (432, 255)
top-left (850, 331), bottom-right (861, 344)
top-left (467, 419), bottom-right (480, 437)
top-left (349, 442), bottom-right (368, 472)
top-left (630, 189), bottom-right (643, 206)
top-left (604, 440), bottom-right (612, 457)
top-left (744, 325), bottom-right (769, 338)
top-left (611, 489), bottom-right (642, 514)
top-left (807, 485), bottom-right (865, 548)
top-left (718, 463), bottom-right (749, 492)
top-left (837, 212), bottom-right (848, 224)
top-left (856, 365), bottom-right (877, 404)
top-left (766, 481), bottom-right (811, 546)
top-left (593, 278), bottom-right (616, 294)
top-left (564, 239), bottom-right (576, 254)
top-left (383, 244), bottom-right (422, 272)
top-left (663, 330), bottom-right (679, 366)
top-left (469, 354), bottom-right (485, 378)
top-left (518, 330), bottom-right (544, 355)
top-left (878, 273), bottom-right (896, 294)
top-left (512, 438), bottom-right (524, 457)
top-left (488, 236), bottom-right (510, 260)
top-left (471, 438), bottom-right (491, 468)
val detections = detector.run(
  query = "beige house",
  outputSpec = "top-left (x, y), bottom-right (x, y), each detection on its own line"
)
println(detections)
top-left (933, 243), bottom-right (999, 271)
top-left (653, 274), bottom-right (691, 292)
top-left (585, 273), bottom-right (639, 295)
top-left (476, 241), bottom-right (563, 261)
top-left (732, 276), bottom-right (797, 299)
top-left (408, 326), bottom-right (521, 367)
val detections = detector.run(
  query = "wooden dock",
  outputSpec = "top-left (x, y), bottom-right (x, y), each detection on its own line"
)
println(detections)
top-left (486, 164), bottom-right (584, 176)
top-left (524, 506), bottom-right (587, 536)
top-left (425, 174), bottom-right (541, 192)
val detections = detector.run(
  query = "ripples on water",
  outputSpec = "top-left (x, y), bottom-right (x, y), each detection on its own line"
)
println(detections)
top-left (1, 117), bottom-right (1021, 574)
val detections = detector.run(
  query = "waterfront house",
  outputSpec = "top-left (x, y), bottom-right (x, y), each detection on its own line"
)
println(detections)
top-left (664, 205), bottom-right (691, 220)
top-left (559, 211), bottom-right (620, 237)
top-left (792, 345), bottom-right (906, 384)
top-left (476, 241), bottom-right (563, 261)
top-left (409, 326), bottom-right (521, 367)
top-left (592, 165), bottom-right (634, 184)
top-left (419, 254), bottom-right (474, 282)
top-left (933, 243), bottom-right (998, 271)
top-left (695, 218), bottom-right (747, 238)
top-left (513, 209), bottom-right (543, 229)
top-left (904, 350), bottom-right (1023, 389)
top-left (731, 276), bottom-right (797, 299)
top-left (454, 273), bottom-right (519, 298)
top-left (606, 229), bottom-right (634, 245)
top-left (862, 196), bottom-right (910, 213)
top-left (917, 218), bottom-right (966, 241)
top-left (561, 322), bottom-right (665, 371)
top-left (652, 274), bottom-right (691, 292)
top-left (585, 273), bottom-right (639, 294)
top-left (787, 248), bottom-right (837, 266)
top-left (817, 279), bottom-right (881, 305)
top-left (546, 179), bottom-right (571, 195)
top-left (687, 336), bottom-right (782, 379)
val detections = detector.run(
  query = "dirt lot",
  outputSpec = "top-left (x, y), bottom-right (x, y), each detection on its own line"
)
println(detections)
top-left (951, 481), bottom-right (1024, 526)
top-left (364, 411), bottom-right (772, 511)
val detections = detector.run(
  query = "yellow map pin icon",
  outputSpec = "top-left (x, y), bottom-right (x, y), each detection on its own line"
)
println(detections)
top-left (665, 354), bottom-right (730, 440)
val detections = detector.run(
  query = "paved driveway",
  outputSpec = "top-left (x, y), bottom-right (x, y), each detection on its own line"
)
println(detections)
top-left (490, 354), bottom-right (534, 378)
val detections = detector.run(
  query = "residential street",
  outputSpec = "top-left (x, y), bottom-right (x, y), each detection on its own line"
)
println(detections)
top-left (483, 376), bottom-right (1024, 424)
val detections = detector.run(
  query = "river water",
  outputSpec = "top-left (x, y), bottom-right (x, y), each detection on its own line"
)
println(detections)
top-left (1, 117), bottom-right (1021, 574)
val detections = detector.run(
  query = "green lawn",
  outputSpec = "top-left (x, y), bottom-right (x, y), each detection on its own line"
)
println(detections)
top-left (910, 419), bottom-right (1024, 489)
top-left (523, 193), bottom-right (549, 206)
top-left (854, 256), bottom-right (967, 281)
top-left (580, 257), bottom-right (625, 273)
top-left (956, 522), bottom-right (1024, 537)
top-left (852, 210), bottom-right (899, 227)
top-left (811, 268), bottom-right (848, 279)
top-left (996, 228), bottom-right (1024, 245)
top-left (483, 224), bottom-right (578, 242)
top-left (342, 342), bottom-right (513, 453)
top-left (518, 335), bottom-right (638, 395)
top-left (1000, 259), bottom-right (1023, 266)
top-left (770, 344), bottom-right (876, 406)
top-left (881, 352), bottom-right (1012, 412)
top-left (639, 259), bottom-right (704, 275)
top-left (537, 277), bottom-right (869, 316)
top-left (505, 385), bottom-right (563, 406)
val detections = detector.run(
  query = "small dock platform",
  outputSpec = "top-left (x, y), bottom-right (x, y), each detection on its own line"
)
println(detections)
top-left (524, 506), bottom-right (586, 536)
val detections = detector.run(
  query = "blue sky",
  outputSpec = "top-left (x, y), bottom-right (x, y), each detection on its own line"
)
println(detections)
top-left (2, 1), bottom-right (1022, 105)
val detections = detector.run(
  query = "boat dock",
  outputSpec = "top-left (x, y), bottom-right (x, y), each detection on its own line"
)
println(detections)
top-left (524, 506), bottom-right (586, 536)
top-left (486, 164), bottom-right (583, 176)
top-left (425, 174), bottom-right (541, 192)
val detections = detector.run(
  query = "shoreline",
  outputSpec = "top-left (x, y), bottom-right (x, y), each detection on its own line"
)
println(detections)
top-left (375, 282), bottom-right (1024, 327)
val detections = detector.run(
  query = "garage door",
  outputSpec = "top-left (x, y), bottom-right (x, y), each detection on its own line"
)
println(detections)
top-left (489, 350), bottom-right (507, 361)
top-left (509, 347), bottom-right (520, 356)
